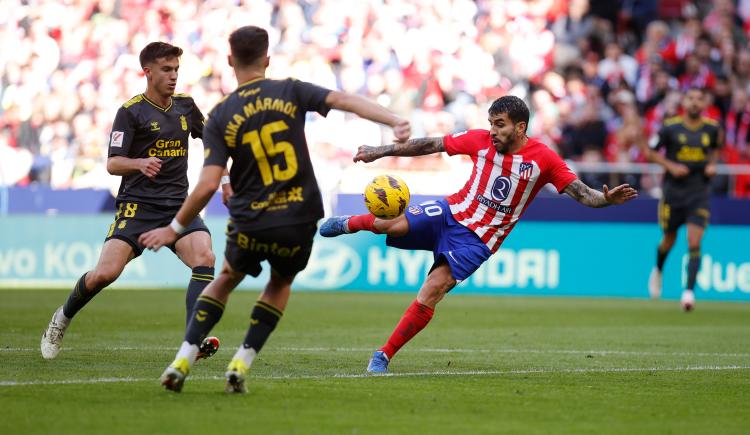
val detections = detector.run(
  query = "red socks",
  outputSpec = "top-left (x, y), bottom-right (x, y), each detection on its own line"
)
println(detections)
top-left (347, 214), bottom-right (381, 233)
top-left (380, 299), bottom-right (434, 359)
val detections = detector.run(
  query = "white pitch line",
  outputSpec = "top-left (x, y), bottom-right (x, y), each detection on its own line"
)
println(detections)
top-left (2, 346), bottom-right (750, 358)
top-left (1, 365), bottom-right (749, 387)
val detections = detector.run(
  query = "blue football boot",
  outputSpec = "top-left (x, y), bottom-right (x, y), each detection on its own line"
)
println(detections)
top-left (319, 216), bottom-right (351, 237)
top-left (366, 350), bottom-right (390, 373)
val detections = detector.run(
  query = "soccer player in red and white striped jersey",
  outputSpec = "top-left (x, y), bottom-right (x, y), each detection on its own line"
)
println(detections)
top-left (319, 95), bottom-right (638, 373)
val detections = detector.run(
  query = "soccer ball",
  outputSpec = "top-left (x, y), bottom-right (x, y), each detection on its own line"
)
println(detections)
top-left (364, 174), bottom-right (410, 219)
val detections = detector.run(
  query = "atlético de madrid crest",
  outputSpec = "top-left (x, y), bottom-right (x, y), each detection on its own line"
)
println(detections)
top-left (519, 162), bottom-right (533, 180)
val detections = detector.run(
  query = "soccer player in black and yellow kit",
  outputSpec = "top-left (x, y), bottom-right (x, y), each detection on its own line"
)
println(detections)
top-left (41, 42), bottom-right (221, 359)
top-left (139, 26), bottom-right (411, 393)
top-left (645, 87), bottom-right (720, 311)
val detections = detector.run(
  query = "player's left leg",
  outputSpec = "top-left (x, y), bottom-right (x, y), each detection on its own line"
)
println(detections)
top-left (368, 260), bottom-right (456, 373)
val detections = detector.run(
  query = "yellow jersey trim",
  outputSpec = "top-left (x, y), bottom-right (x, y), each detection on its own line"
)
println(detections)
top-left (122, 95), bottom-right (144, 109)
top-left (141, 93), bottom-right (173, 112)
top-left (237, 77), bottom-right (264, 89)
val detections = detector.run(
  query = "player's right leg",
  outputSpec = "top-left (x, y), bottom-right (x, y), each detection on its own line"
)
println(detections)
top-left (650, 230), bottom-right (676, 299)
top-left (650, 199), bottom-right (678, 300)
top-left (226, 270), bottom-right (291, 393)
top-left (41, 239), bottom-right (133, 359)
top-left (319, 213), bottom-right (408, 237)
top-left (367, 199), bottom-right (487, 372)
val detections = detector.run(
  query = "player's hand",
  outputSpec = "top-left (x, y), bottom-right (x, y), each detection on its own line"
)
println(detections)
top-left (139, 157), bottom-right (162, 179)
top-left (392, 117), bottom-right (411, 143)
top-left (221, 182), bottom-right (234, 205)
top-left (704, 163), bottom-right (717, 177)
top-left (353, 145), bottom-right (383, 163)
top-left (603, 183), bottom-right (638, 205)
top-left (138, 226), bottom-right (177, 252)
top-left (667, 162), bottom-right (689, 178)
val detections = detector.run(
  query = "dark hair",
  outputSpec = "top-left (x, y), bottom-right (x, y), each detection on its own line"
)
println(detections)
top-left (229, 26), bottom-right (269, 67)
top-left (489, 95), bottom-right (530, 130)
top-left (139, 42), bottom-right (182, 68)
top-left (686, 85), bottom-right (706, 95)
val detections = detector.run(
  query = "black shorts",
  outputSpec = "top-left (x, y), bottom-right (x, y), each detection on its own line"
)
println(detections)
top-left (105, 200), bottom-right (210, 257)
top-left (223, 220), bottom-right (317, 279)
top-left (658, 196), bottom-right (710, 233)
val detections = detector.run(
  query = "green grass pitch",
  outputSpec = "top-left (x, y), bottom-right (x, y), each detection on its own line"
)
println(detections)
top-left (1, 289), bottom-right (749, 434)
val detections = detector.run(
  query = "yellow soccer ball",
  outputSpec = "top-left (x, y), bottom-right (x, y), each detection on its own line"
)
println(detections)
top-left (363, 174), bottom-right (410, 220)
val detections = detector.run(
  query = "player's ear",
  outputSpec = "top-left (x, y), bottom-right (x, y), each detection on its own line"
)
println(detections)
top-left (264, 56), bottom-right (270, 68)
top-left (227, 55), bottom-right (234, 68)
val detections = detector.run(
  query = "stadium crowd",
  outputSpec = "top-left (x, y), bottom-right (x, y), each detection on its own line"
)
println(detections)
top-left (2, 0), bottom-right (750, 197)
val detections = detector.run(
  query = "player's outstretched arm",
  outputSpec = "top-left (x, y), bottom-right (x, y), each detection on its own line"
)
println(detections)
top-left (138, 165), bottom-right (223, 251)
top-left (353, 137), bottom-right (445, 163)
top-left (563, 179), bottom-right (638, 208)
top-left (325, 91), bottom-right (411, 142)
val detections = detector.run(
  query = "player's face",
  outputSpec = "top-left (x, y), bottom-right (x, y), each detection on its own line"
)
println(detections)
top-left (488, 112), bottom-right (525, 153)
top-left (144, 56), bottom-right (179, 96)
top-left (682, 90), bottom-right (705, 118)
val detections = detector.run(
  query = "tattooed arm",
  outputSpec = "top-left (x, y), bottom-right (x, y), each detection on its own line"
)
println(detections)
top-left (353, 137), bottom-right (445, 163)
top-left (563, 179), bottom-right (638, 208)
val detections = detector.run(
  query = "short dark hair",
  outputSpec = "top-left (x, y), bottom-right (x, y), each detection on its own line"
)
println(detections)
top-left (489, 95), bottom-right (530, 130)
top-left (139, 42), bottom-right (182, 68)
top-left (686, 85), bottom-right (706, 95)
top-left (229, 26), bottom-right (269, 67)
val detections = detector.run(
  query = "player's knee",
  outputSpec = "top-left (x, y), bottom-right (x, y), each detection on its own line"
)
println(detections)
top-left (89, 267), bottom-right (121, 289)
top-left (268, 272), bottom-right (293, 291)
top-left (193, 250), bottom-right (216, 268)
top-left (660, 239), bottom-right (675, 251)
top-left (660, 234), bottom-right (676, 250)
top-left (420, 276), bottom-right (455, 305)
top-left (374, 215), bottom-right (407, 236)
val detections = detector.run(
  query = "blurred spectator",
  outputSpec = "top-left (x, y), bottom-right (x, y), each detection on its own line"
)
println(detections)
top-left (598, 39), bottom-right (639, 89)
top-left (2, 0), bottom-right (750, 200)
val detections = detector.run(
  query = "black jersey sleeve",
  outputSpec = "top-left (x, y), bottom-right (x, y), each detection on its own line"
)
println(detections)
top-left (108, 107), bottom-right (136, 158)
top-left (202, 114), bottom-right (228, 168)
top-left (653, 125), bottom-right (671, 150)
top-left (190, 100), bottom-right (205, 139)
top-left (291, 79), bottom-right (332, 117)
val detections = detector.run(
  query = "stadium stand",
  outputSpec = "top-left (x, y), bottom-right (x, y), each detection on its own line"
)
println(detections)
top-left (2, 0), bottom-right (750, 203)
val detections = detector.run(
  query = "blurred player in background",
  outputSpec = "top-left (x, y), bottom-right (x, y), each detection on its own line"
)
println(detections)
top-left (40, 42), bottom-right (221, 360)
top-left (319, 95), bottom-right (638, 373)
top-left (139, 26), bottom-right (411, 393)
top-left (645, 87), bottom-right (721, 311)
